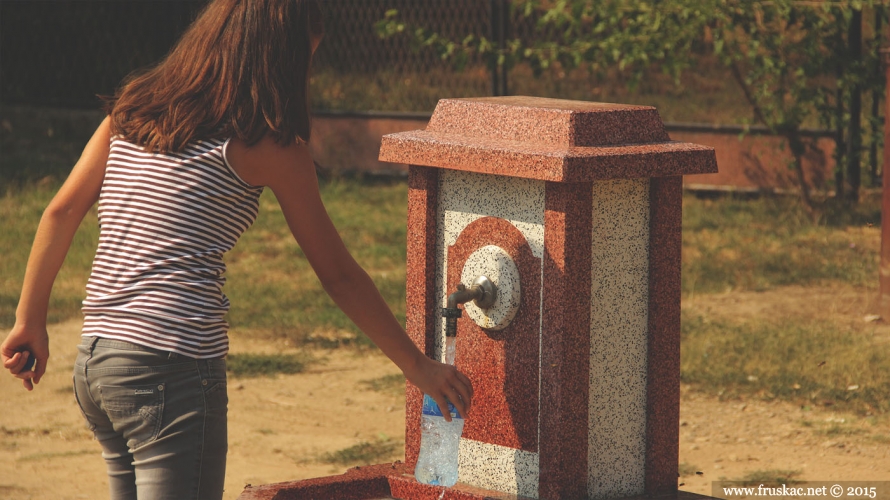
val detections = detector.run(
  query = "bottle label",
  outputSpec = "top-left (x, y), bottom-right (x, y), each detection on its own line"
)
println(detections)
top-left (421, 394), bottom-right (462, 420)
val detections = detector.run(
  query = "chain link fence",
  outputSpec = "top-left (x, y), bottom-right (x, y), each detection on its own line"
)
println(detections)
top-left (1, 0), bottom-right (539, 113)
top-left (313, 0), bottom-right (494, 112)
top-left (1, 1), bottom-right (204, 109)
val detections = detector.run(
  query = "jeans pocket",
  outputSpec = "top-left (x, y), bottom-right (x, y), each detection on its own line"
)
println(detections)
top-left (203, 378), bottom-right (228, 412)
top-left (201, 358), bottom-right (228, 412)
top-left (99, 383), bottom-right (165, 450)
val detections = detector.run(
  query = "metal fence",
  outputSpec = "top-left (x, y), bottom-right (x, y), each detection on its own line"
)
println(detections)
top-left (0, 0), bottom-right (529, 112)
top-left (0, 1), bottom-right (204, 109)
top-left (312, 0), bottom-right (496, 111)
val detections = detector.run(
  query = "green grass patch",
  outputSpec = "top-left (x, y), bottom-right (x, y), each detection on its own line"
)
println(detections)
top-left (3, 185), bottom-right (878, 329)
top-left (0, 177), bottom-right (408, 347)
top-left (729, 469), bottom-right (804, 487)
top-left (682, 194), bottom-right (880, 296)
top-left (320, 436), bottom-right (401, 466)
top-left (223, 179), bottom-right (408, 348)
top-left (311, 56), bottom-right (754, 126)
top-left (679, 462), bottom-right (699, 478)
top-left (1, 426), bottom-right (52, 437)
top-left (17, 449), bottom-right (93, 462)
top-left (226, 353), bottom-right (313, 378)
top-left (681, 313), bottom-right (890, 415)
top-left (0, 183), bottom-right (99, 326)
top-left (311, 67), bottom-right (490, 114)
top-left (360, 373), bottom-right (406, 396)
top-left (820, 424), bottom-right (866, 437)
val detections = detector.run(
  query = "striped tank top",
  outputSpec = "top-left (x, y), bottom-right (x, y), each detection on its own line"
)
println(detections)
top-left (82, 137), bottom-right (263, 358)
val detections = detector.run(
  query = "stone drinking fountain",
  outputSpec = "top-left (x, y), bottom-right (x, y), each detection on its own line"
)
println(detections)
top-left (239, 96), bottom-right (718, 500)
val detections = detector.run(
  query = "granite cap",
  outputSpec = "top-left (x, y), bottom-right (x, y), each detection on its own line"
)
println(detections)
top-left (379, 96), bottom-right (718, 182)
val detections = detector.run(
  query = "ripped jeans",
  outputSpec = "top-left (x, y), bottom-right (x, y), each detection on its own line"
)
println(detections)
top-left (73, 336), bottom-right (228, 500)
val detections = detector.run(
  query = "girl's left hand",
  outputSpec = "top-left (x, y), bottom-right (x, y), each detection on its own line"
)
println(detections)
top-left (1, 324), bottom-right (50, 391)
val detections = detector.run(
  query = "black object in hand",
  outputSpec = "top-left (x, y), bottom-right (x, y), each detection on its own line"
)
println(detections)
top-left (21, 352), bottom-right (36, 372)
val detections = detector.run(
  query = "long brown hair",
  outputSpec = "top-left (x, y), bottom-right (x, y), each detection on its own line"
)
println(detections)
top-left (105, 0), bottom-right (324, 152)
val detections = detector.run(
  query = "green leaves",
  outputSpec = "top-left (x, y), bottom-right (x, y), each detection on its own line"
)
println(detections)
top-left (376, 0), bottom-right (885, 205)
top-left (373, 9), bottom-right (406, 38)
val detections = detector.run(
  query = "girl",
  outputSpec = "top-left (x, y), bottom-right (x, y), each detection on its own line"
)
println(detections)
top-left (0, 1), bottom-right (473, 498)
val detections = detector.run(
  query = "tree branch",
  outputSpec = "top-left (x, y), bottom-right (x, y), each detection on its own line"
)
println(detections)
top-left (730, 61), bottom-right (771, 127)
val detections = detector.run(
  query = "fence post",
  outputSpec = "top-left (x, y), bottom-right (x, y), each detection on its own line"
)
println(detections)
top-left (881, 46), bottom-right (890, 320)
top-left (848, 8), bottom-right (863, 203)
top-left (489, 0), bottom-right (509, 96)
top-left (872, 9), bottom-right (884, 187)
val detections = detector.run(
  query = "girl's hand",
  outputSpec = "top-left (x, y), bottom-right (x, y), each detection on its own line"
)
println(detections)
top-left (404, 355), bottom-right (473, 422)
top-left (1, 324), bottom-right (50, 391)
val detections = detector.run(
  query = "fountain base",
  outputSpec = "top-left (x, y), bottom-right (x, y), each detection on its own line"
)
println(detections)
top-left (237, 462), bottom-right (529, 499)
top-left (238, 462), bottom-right (717, 500)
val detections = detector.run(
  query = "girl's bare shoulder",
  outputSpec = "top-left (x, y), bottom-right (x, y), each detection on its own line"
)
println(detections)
top-left (226, 136), bottom-right (314, 188)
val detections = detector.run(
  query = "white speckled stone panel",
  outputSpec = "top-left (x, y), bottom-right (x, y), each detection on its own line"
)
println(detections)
top-left (436, 169), bottom-right (545, 496)
top-left (435, 170), bottom-right (545, 361)
top-left (588, 178), bottom-right (650, 499)
top-left (459, 438), bottom-right (539, 497)
top-left (461, 245), bottom-right (521, 331)
top-left (439, 170), bottom-right (545, 258)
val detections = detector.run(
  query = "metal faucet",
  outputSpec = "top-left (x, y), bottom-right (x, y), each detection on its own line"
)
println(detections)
top-left (442, 276), bottom-right (497, 337)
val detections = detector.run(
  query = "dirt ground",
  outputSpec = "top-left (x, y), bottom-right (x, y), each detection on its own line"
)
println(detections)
top-left (677, 285), bottom-right (890, 495)
top-left (1, 285), bottom-right (889, 500)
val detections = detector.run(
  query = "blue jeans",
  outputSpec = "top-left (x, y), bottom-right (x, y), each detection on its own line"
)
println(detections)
top-left (73, 337), bottom-right (228, 500)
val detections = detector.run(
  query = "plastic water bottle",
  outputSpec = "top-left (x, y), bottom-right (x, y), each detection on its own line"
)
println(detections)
top-left (414, 336), bottom-right (464, 487)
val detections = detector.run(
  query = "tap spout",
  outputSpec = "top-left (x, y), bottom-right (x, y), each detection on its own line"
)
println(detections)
top-left (442, 276), bottom-right (497, 337)
top-left (446, 284), bottom-right (480, 310)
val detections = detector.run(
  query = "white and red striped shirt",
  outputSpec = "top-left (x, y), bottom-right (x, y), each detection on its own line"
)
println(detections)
top-left (82, 137), bottom-right (263, 358)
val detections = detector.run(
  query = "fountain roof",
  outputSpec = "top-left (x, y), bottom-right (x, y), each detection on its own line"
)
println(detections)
top-left (379, 96), bottom-right (718, 182)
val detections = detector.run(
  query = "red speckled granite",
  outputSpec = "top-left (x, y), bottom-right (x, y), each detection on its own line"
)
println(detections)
top-left (538, 181), bottom-right (594, 499)
top-left (237, 462), bottom-right (534, 499)
top-left (404, 166), bottom-right (441, 467)
top-left (446, 217), bottom-right (541, 452)
top-left (388, 473), bottom-right (532, 500)
top-left (379, 97), bottom-right (717, 183)
top-left (237, 463), bottom-right (396, 499)
top-left (426, 97), bottom-right (669, 147)
top-left (644, 176), bottom-right (684, 496)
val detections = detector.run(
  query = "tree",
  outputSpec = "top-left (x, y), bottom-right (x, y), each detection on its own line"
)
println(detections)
top-left (378, 0), bottom-right (887, 210)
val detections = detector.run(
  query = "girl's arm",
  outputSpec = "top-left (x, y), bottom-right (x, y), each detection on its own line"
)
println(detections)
top-left (227, 137), bottom-right (473, 420)
top-left (1, 117), bottom-right (111, 391)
